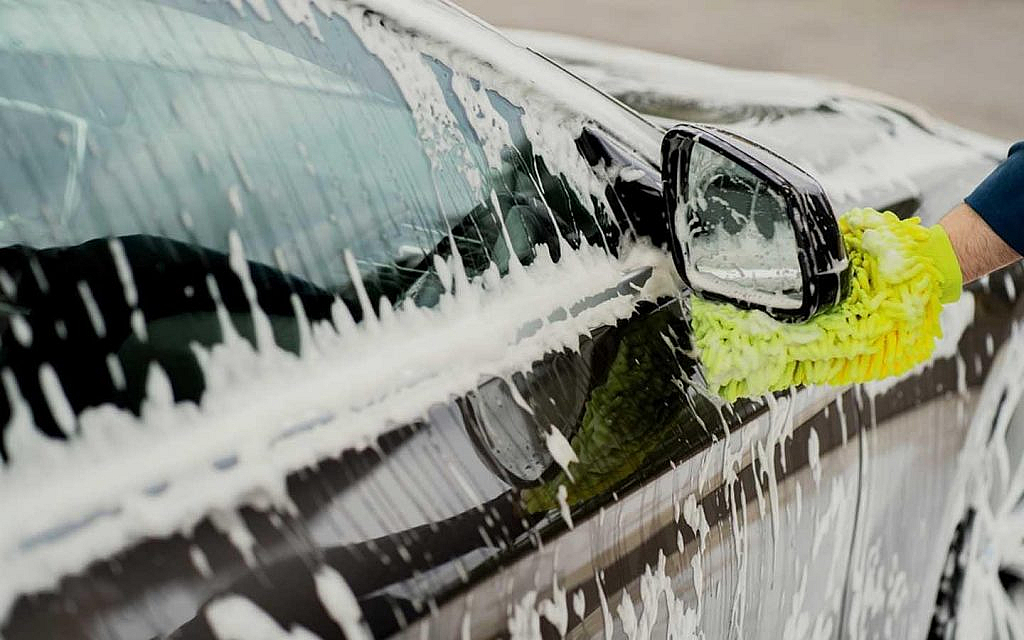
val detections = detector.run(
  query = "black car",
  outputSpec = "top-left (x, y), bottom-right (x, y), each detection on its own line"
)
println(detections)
top-left (1, 1), bottom-right (1021, 638)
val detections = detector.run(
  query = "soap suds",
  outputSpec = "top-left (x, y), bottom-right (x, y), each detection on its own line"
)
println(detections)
top-left (314, 566), bottom-right (372, 640)
top-left (546, 427), bottom-right (578, 482)
top-left (206, 594), bottom-right (321, 640)
top-left (0, 239), bottom-right (672, 618)
top-left (556, 484), bottom-right (573, 530)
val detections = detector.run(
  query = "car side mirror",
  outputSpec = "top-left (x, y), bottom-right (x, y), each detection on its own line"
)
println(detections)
top-left (662, 124), bottom-right (849, 322)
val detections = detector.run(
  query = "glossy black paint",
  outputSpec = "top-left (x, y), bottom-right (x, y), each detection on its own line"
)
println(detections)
top-left (0, 1), bottom-right (1018, 638)
top-left (1, 296), bottom-right (739, 638)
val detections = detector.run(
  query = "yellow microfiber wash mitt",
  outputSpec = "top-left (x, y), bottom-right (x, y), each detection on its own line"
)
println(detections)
top-left (691, 208), bottom-right (963, 401)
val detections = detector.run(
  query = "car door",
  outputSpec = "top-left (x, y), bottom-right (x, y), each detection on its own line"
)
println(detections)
top-left (402, 380), bottom-right (865, 640)
top-left (0, 2), bottom-right (868, 640)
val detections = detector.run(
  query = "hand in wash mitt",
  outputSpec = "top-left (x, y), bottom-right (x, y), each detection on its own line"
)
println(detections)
top-left (691, 208), bottom-right (964, 401)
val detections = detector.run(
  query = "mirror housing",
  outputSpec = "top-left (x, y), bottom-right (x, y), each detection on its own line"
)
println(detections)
top-left (662, 124), bottom-right (848, 322)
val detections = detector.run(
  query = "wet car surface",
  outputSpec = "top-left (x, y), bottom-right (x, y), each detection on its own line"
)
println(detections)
top-left (1, 1), bottom-right (1021, 639)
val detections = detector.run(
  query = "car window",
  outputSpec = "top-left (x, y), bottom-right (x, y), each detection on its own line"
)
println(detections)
top-left (0, 0), bottom-right (618, 447)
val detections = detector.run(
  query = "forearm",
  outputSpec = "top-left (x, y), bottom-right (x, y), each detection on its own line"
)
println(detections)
top-left (939, 202), bottom-right (1021, 283)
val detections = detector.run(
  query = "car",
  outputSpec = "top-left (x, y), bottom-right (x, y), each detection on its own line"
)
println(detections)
top-left (0, 0), bottom-right (1021, 638)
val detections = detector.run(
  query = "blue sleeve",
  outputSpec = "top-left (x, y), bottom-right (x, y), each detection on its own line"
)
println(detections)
top-left (965, 141), bottom-right (1024, 254)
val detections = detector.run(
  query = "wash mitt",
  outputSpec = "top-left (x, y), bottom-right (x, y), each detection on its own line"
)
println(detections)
top-left (691, 208), bottom-right (963, 401)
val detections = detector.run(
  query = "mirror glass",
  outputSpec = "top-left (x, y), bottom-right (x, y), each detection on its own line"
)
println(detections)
top-left (678, 141), bottom-right (803, 309)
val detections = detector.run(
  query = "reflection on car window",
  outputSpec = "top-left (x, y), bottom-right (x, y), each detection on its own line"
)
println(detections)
top-left (459, 302), bottom-right (732, 515)
top-left (0, 0), bottom-right (613, 451)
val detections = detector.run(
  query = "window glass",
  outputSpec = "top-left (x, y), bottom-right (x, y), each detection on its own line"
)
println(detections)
top-left (0, 0), bottom-right (614, 449)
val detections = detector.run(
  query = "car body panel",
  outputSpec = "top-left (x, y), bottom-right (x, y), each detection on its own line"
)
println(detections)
top-left (1, 2), bottom-right (1020, 640)
top-left (846, 394), bottom-right (979, 637)
top-left (397, 385), bottom-right (862, 638)
top-left (841, 274), bottom-right (1022, 638)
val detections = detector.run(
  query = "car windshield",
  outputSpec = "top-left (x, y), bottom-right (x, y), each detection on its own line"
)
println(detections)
top-left (0, 0), bottom-right (618, 444)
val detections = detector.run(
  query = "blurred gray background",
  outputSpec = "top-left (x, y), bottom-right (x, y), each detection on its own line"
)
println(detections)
top-left (455, 0), bottom-right (1022, 140)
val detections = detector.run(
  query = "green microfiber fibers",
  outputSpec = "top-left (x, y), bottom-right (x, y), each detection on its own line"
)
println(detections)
top-left (691, 208), bottom-right (954, 401)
